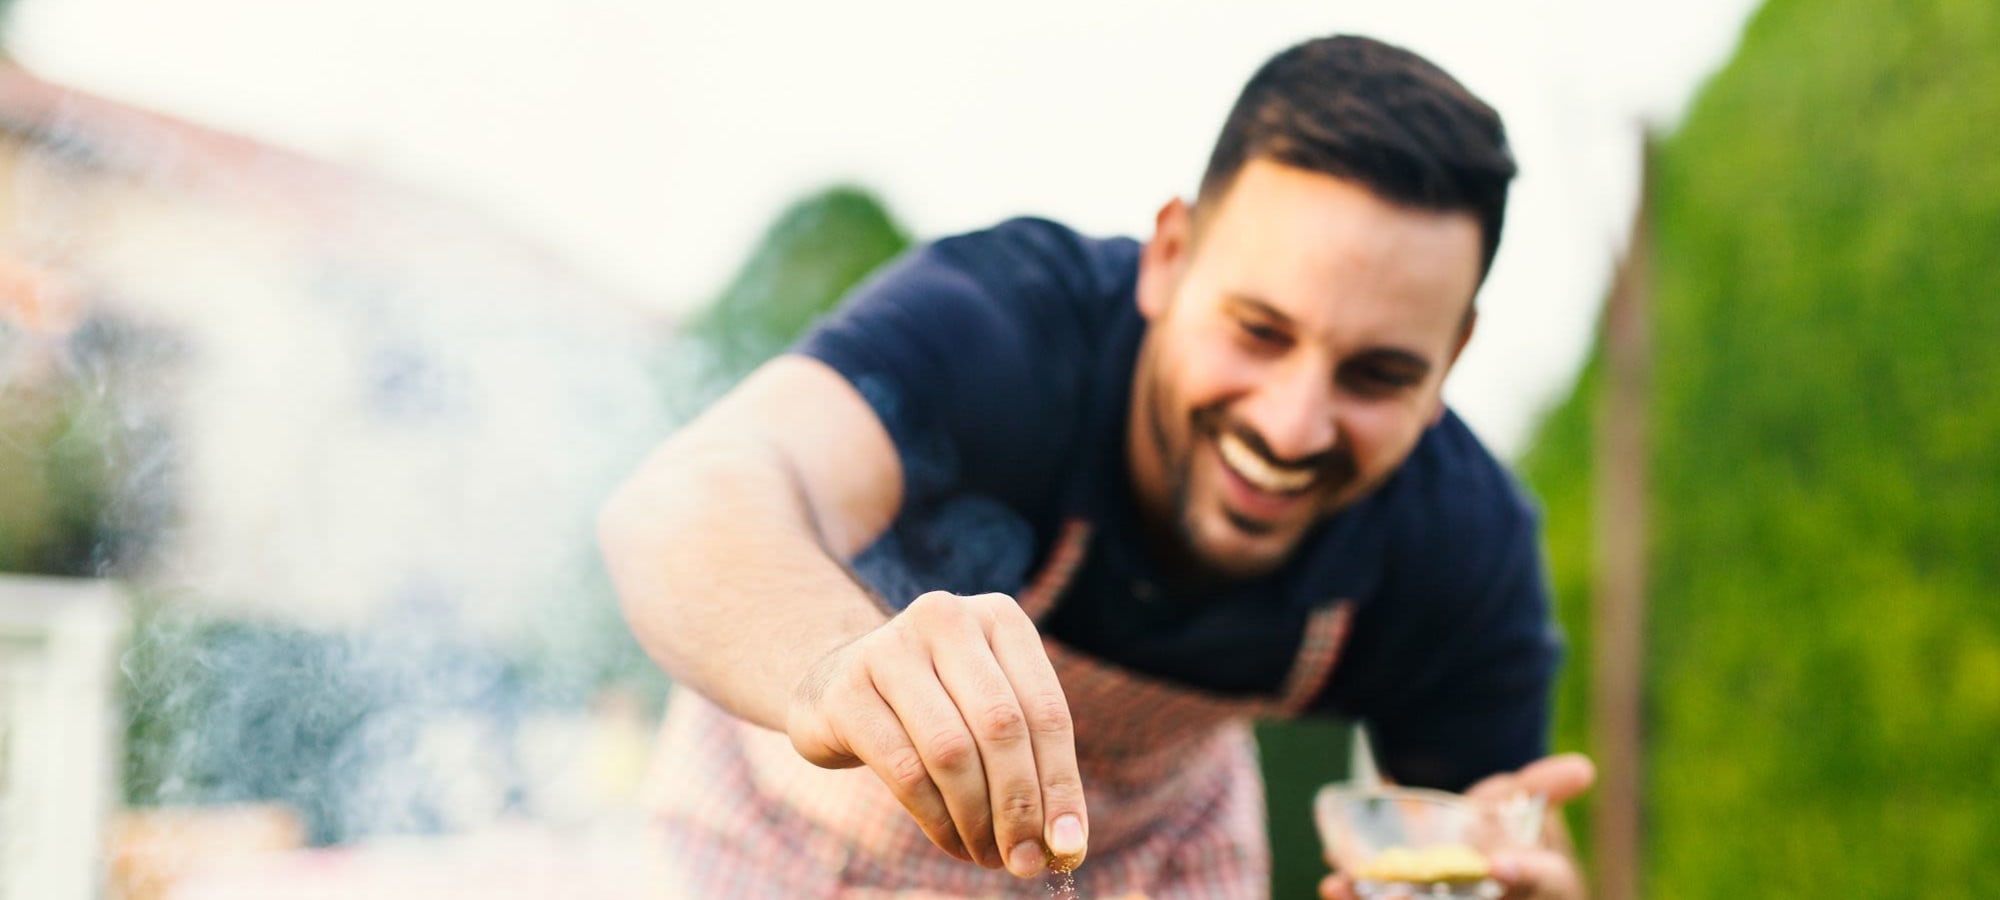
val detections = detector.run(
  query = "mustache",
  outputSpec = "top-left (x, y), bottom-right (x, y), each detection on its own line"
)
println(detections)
top-left (1191, 403), bottom-right (1358, 486)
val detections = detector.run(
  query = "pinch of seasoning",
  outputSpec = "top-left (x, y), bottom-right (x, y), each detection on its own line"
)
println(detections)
top-left (1049, 850), bottom-right (1084, 875)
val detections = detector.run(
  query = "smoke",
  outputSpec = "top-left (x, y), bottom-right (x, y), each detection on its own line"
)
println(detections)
top-left (0, 70), bottom-right (940, 900)
top-left (0, 82), bottom-right (685, 891)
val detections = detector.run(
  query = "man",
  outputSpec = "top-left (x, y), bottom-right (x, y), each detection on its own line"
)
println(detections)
top-left (600, 34), bottom-right (1593, 899)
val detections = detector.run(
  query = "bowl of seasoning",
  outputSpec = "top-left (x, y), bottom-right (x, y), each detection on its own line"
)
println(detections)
top-left (1314, 784), bottom-right (1542, 899)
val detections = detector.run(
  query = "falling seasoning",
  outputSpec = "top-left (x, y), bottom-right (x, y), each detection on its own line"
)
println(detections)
top-left (1045, 852), bottom-right (1081, 899)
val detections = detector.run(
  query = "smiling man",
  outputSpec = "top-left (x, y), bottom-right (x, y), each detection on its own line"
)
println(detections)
top-left (601, 34), bottom-right (1591, 899)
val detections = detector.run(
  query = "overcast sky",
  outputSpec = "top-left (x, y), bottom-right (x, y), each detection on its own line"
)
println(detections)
top-left (9, 0), bottom-right (1761, 456)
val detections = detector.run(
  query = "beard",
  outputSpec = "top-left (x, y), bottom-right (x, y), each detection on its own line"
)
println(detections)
top-left (1142, 382), bottom-right (1361, 578)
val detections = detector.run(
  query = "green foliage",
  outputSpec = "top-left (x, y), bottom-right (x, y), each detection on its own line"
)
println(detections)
top-left (1514, 352), bottom-right (1603, 866)
top-left (0, 318), bottom-right (169, 576)
top-left (684, 185), bottom-right (910, 385)
top-left (1258, 717), bottom-right (1354, 898)
top-left (0, 376), bottom-right (110, 573)
top-left (1520, 0), bottom-right (2000, 894)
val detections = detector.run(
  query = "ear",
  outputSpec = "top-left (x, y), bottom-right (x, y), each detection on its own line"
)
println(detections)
top-left (1135, 197), bottom-right (1193, 322)
top-left (1430, 307), bottom-right (1478, 426)
top-left (1448, 306), bottom-right (1478, 366)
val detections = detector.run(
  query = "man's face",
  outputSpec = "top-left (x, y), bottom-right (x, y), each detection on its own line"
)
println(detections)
top-left (1128, 158), bottom-right (1484, 580)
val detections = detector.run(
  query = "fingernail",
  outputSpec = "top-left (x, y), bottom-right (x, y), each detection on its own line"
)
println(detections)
top-left (1008, 841), bottom-right (1045, 878)
top-left (1050, 814), bottom-right (1086, 855)
top-left (1490, 853), bottom-right (1521, 882)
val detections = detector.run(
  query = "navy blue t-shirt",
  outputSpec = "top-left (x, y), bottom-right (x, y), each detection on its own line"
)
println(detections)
top-left (794, 217), bottom-right (1560, 791)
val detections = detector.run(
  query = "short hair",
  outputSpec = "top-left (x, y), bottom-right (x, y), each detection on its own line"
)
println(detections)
top-left (1197, 35), bottom-right (1517, 281)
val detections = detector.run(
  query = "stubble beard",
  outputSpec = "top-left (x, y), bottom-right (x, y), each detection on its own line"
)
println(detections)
top-left (1144, 384), bottom-right (1364, 581)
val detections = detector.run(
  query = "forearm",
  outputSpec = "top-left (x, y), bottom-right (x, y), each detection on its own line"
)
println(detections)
top-left (598, 433), bottom-right (889, 731)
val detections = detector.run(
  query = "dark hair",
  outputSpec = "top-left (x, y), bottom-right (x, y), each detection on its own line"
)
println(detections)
top-left (1198, 35), bottom-right (1517, 281)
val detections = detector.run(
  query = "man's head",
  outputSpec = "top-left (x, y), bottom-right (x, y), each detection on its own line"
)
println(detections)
top-left (1128, 35), bottom-right (1516, 581)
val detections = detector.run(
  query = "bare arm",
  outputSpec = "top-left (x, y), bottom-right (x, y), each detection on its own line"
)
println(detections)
top-left (598, 355), bottom-right (901, 731)
top-left (598, 354), bottom-right (1088, 877)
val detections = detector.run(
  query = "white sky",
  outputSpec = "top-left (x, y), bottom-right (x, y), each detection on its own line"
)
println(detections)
top-left (8, 0), bottom-right (1761, 457)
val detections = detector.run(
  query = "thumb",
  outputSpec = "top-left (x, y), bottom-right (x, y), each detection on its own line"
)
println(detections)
top-left (1467, 753), bottom-right (1596, 806)
top-left (1318, 874), bottom-right (1359, 900)
top-left (1490, 847), bottom-right (1584, 899)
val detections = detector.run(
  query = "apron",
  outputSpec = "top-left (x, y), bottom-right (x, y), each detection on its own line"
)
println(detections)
top-left (644, 520), bottom-right (1355, 899)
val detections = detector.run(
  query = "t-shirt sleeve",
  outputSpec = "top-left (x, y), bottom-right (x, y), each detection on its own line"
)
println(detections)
top-left (1362, 515), bottom-right (1561, 792)
top-left (789, 217), bottom-right (1106, 512)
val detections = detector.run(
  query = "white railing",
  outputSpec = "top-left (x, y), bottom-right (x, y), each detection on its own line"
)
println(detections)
top-left (0, 575), bottom-right (125, 900)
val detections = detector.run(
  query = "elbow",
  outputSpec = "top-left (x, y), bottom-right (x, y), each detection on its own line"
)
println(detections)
top-left (596, 471), bottom-right (692, 677)
top-left (595, 476), bottom-right (647, 597)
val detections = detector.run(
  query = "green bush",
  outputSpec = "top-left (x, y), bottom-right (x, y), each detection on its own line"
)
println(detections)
top-left (683, 185), bottom-right (910, 386)
top-left (0, 318), bottom-right (172, 576)
top-left (1521, 0), bottom-right (2000, 894)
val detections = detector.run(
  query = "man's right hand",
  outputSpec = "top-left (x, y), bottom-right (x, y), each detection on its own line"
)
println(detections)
top-left (786, 590), bottom-right (1089, 879)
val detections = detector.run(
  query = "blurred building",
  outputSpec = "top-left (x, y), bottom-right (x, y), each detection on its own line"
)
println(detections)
top-left (0, 62), bottom-right (675, 898)
top-left (0, 60), bottom-right (666, 637)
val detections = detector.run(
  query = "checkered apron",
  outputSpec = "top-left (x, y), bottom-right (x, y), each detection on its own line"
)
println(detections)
top-left (644, 520), bottom-right (1355, 899)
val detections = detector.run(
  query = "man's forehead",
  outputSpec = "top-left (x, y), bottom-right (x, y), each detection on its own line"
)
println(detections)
top-left (1189, 168), bottom-right (1480, 344)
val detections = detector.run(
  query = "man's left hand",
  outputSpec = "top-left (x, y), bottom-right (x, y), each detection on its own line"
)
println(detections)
top-left (1319, 753), bottom-right (1597, 900)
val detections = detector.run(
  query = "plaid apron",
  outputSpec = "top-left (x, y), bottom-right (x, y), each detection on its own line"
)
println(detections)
top-left (645, 520), bottom-right (1355, 899)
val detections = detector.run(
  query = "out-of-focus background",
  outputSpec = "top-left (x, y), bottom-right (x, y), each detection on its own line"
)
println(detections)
top-left (0, 0), bottom-right (1992, 897)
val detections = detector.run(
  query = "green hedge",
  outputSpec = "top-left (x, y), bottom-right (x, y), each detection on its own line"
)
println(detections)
top-left (1519, 0), bottom-right (2000, 895)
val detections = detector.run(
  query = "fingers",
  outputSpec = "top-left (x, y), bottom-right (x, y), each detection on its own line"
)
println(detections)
top-left (1490, 847), bottom-right (1587, 900)
top-left (791, 591), bottom-right (1085, 878)
top-left (919, 595), bottom-right (1044, 875)
top-left (979, 595), bottom-right (1088, 869)
top-left (1517, 753), bottom-right (1597, 805)
top-left (838, 683), bottom-right (971, 861)
top-left (1467, 753), bottom-right (1597, 807)
top-left (1319, 874), bottom-right (1359, 900)
top-left (871, 639), bottom-right (1000, 868)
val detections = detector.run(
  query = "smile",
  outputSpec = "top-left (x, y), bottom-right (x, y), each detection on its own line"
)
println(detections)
top-left (1217, 432), bottom-right (1317, 495)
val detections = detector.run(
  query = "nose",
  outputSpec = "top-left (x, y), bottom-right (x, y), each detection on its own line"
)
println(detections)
top-left (1236, 356), bottom-right (1337, 463)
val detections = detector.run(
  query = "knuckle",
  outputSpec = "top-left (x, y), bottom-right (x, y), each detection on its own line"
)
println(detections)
top-left (908, 590), bottom-right (958, 617)
top-left (975, 702), bottom-right (1029, 743)
top-left (1024, 694), bottom-right (1074, 735)
top-left (884, 746), bottom-right (932, 794)
top-left (997, 784), bottom-right (1041, 829)
top-left (1040, 772), bottom-right (1085, 810)
top-left (977, 592), bottom-right (1025, 619)
top-left (926, 730), bottom-right (978, 771)
top-left (903, 592), bottom-right (975, 633)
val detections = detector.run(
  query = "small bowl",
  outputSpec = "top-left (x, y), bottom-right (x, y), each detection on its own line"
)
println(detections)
top-left (1314, 784), bottom-right (1543, 899)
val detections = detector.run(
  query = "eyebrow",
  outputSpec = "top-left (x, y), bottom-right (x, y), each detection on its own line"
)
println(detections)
top-left (1224, 293), bottom-right (1292, 326)
top-left (1224, 293), bottom-right (1435, 374)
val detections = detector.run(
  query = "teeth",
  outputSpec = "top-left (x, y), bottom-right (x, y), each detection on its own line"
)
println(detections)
top-left (1218, 433), bottom-right (1316, 494)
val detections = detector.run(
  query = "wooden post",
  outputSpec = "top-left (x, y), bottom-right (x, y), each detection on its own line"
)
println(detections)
top-left (1592, 135), bottom-right (1654, 900)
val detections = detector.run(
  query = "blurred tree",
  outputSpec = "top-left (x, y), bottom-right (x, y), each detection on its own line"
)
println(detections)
top-left (0, 378), bottom-right (109, 572)
top-left (1521, 0), bottom-right (2000, 895)
top-left (0, 317), bottom-right (174, 575)
top-left (683, 185), bottom-right (911, 387)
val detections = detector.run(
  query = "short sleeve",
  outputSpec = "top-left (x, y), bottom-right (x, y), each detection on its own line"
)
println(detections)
top-left (791, 217), bottom-right (1129, 514)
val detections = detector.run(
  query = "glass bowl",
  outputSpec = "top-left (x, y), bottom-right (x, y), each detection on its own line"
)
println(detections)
top-left (1314, 784), bottom-right (1543, 899)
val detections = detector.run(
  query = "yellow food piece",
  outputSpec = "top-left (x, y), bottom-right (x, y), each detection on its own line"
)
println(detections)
top-left (1355, 843), bottom-right (1490, 883)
